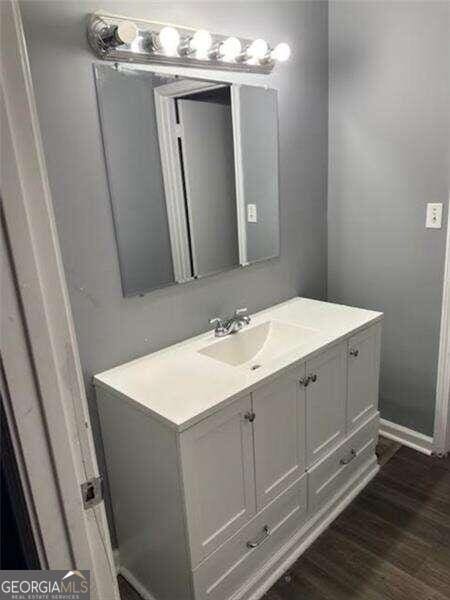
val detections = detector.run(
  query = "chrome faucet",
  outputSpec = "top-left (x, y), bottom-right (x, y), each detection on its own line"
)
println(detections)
top-left (209, 308), bottom-right (251, 338)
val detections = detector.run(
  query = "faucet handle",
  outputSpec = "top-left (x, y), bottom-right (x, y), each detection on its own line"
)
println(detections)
top-left (235, 307), bottom-right (251, 324)
top-left (209, 317), bottom-right (228, 337)
top-left (210, 317), bottom-right (224, 327)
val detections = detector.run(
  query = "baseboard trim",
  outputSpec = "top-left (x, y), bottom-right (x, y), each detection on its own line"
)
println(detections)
top-left (112, 549), bottom-right (121, 573)
top-left (379, 418), bottom-right (433, 456)
top-left (119, 566), bottom-right (156, 600)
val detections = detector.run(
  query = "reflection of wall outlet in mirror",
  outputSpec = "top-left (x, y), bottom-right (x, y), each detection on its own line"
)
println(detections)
top-left (247, 204), bottom-right (258, 223)
top-left (426, 203), bottom-right (443, 229)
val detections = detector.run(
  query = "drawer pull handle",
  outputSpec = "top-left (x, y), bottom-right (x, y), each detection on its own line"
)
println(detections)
top-left (299, 376), bottom-right (310, 387)
top-left (349, 348), bottom-right (359, 357)
top-left (246, 525), bottom-right (270, 549)
top-left (244, 411), bottom-right (256, 423)
top-left (309, 373), bottom-right (318, 383)
top-left (340, 448), bottom-right (357, 465)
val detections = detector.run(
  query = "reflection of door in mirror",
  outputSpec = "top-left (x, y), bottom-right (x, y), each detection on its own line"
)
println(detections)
top-left (177, 88), bottom-right (239, 278)
top-left (154, 80), bottom-right (239, 281)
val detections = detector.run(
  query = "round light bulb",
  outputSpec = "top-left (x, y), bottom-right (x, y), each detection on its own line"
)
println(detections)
top-left (247, 38), bottom-right (269, 60)
top-left (219, 37), bottom-right (242, 61)
top-left (115, 22), bottom-right (138, 46)
top-left (158, 26), bottom-right (180, 55)
top-left (271, 42), bottom-right (291, 62)
top-left (190, 29), bottom-right (212, 58)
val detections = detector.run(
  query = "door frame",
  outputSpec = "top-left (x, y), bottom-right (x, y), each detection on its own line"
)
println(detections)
top-left (154, 79), bottom-right (245, 277)
top-left (230, 84), bottom-right (248, 266)
top-left (1, 2), bottom-right (119, 596)
top-left (433, 199), bottom-right (450, 455)
top-left (154, 79), bottom-right (227, 282)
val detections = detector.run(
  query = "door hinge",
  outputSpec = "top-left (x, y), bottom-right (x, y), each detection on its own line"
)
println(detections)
top-left (81, 476), bottom-right (103, 509)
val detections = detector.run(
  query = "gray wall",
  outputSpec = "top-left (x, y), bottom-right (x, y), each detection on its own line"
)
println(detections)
top-left (328, 1), bottom-right (450, 435)
top-left (20, 1), bottom-right (328, 388)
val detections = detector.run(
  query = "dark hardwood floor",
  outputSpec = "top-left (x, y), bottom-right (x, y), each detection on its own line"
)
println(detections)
top-left (119, 576), bottom-right (142, 600)
top-left (119, 445), bottom-right (450, 600)
top-left (264, 446), bottom-right (450, 600)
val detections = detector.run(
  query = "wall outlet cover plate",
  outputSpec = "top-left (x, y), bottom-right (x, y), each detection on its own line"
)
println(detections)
top-left (247, 203), bottom-right (258, 223)
top-left (426, 203), bottom-right (443, 229)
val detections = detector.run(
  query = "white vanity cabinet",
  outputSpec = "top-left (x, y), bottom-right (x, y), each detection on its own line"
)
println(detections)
top-left (95, 298), bottom-right (382, 600)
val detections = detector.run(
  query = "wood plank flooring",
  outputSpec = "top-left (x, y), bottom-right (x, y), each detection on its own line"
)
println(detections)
top-left (119, 446), bottom-right (450, 600)
top-left (264, 447), bottom-right (450, 600)
top-left (375, 436), bottom-right (401, 466)
top-left (119, 576), bottom-right (142, 600)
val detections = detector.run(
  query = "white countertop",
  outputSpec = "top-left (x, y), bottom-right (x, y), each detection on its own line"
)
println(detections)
top-left (94, 297), bottom-right (382, 431)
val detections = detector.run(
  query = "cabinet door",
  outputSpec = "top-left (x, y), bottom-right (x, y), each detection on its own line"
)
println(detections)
top-left (180, 396), bottom-right (256, 566)
top-left (252, 368), bottom-right (306, 510)
top-left (347, 323), bottom-right (381, 434)
top-left (306, 343), bottom-right (347, 467)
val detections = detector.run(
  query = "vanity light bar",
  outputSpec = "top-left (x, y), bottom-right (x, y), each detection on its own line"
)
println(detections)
top-left (87, 12), bottom-right (291, 73)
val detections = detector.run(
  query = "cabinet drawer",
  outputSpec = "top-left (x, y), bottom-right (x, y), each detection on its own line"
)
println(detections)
top-left (308, 413), bottom-right (379, 514)
top-left (192, 474), bottom-right (308, 600)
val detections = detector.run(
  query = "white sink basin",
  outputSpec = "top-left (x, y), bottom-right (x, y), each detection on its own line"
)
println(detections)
top-left (198, 320), bottom-right (319, 368)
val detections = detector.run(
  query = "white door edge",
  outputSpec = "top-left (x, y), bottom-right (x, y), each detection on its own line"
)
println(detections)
top-left (433, 196), bottom-right (450, 455)
top-left (231, 84), bottom-right (248, 266)
top-left (1, 2), bottom-right (119, 597)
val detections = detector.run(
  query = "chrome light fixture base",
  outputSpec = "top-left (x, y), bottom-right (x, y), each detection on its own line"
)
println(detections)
top-left (87, 12), bottom-right (289, 74)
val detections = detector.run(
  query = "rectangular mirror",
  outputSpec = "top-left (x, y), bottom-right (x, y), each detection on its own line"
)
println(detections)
top-left (94, 65), bottom-right (279, 296)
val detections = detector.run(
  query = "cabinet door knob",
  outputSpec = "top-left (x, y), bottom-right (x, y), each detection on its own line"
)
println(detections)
top-left (244, 411), bottom-right (256, 423)
top-left (246, 525), bottom-right (270, 549)
top-left (309, 373), bottom-right (317, 383)
top-left (349, 348), bottom-right (359, 357)
top-left (340, 448), bottom-right (357, 465)
top-left (299, 376), bottom-right (310, 387)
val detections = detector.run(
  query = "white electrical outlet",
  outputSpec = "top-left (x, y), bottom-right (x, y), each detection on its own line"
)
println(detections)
top-left (426, 203), bottom-right (443, 229)
top-left (247, 204), bottom-right (258, 223)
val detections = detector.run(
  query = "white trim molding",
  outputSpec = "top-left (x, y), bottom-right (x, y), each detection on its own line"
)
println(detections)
top-left (379, 419), bottom-right (434, 456)
top-left (433, 198), bottom-right (450, 456)
top-left (231, 84), bottom-right (248, 266)
top-left (119, 567), bottom-right (156, 600)
top-left (154, 85), bottom-right (192, 283)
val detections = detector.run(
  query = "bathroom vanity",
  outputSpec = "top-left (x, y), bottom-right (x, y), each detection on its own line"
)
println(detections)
top-left (95, 298), bottom-right (382, 600)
